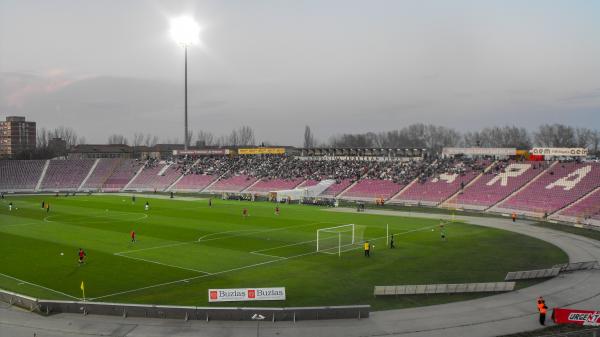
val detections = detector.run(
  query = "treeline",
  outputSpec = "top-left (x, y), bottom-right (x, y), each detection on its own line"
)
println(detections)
top-left (12, 123), bottom-right (600, 160)
top-left (305, 124), bottom-right (600, 154)
top-left (107, 126), bottom-right (258, 148)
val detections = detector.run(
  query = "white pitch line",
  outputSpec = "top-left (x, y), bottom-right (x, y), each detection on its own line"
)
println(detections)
top-left (93, 249), bottom-right (318, 301)
top-left (251, 238), bottom-right (316, 253)
top-left (250, 251), bottom-right (286, 259)
top-left (113, 253), bottom-right (211, 275)
top-left (117, 221), bottom-right (333, 255)
top-left (0, 221), bottom-right (45, 228)
top-left (93, 224), bottom-right (438, 301)
top-left (0, 272), bottom-right (80, 300)
top-left (114, 241), bottom-right (193, 255)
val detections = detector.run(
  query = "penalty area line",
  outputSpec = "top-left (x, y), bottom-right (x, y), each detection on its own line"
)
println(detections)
top-left (113, 253), bottom-right (211, 275)
top-left (0, 272), bottom-right (80, 300)
top-left (93, 250), bottom-right (318, 301)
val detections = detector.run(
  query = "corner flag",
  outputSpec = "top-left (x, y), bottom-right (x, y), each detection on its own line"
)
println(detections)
top-left (80, 281), bottom-right (85, 301)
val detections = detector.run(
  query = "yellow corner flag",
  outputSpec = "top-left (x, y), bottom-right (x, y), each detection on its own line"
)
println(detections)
top-left (80, 281), bottom-right (85, 301)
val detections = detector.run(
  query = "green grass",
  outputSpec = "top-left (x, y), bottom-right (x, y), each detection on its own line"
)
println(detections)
top-left (0, 195), bottom-right (567, 310)
top-left (532, 221), bottom-right (600, 242)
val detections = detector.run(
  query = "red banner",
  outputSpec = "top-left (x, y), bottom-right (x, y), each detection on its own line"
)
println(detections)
top-left (553, 308), bottom-right (600, 326)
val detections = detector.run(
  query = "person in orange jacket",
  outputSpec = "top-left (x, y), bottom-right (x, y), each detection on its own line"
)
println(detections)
top-left (537, 296), bottom-right (548, 325)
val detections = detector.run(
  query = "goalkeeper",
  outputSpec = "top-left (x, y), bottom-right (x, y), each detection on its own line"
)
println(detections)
top-left (364, 241), bottom-right (370, 257)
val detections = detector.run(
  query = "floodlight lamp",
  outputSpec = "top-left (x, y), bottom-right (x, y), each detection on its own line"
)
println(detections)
top-left (170, 16), bottom-right (201, 46)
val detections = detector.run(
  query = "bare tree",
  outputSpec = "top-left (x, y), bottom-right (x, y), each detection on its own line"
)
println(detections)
top-left (423, 125), bottom-right (460, 153)
top-left (186, 130), bottom-right (194, 147)
top-left (464, 126), bottom-right (530, 148)
top-left (195, 130), bottom-right (215, 147)
top-left (590, 130), bottom-right (600, 155)
top-left (534, 124), bottom-right (576, 147)
top-left (143, 134), bottom-right (159, 147)
top-left (131, 133), bottom-right (145, 147)
top-left (237, 126), bottom-right (255, 146)
top-left (108, 134), bottom-right (129, 145)
top-left (36, 128), bottom-right (49, 148)
top-left (303, 125), bottom-right (316, 148)
top-left (575, 127), bottom-right (593, 148)
top-left (48, 126), bottom-right (80, 148)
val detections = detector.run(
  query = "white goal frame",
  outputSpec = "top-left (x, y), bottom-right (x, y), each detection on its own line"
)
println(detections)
top-left (316, 224), bottom-right (355, 256)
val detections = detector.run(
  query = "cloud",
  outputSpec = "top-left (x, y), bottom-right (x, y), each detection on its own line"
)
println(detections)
top-left (0, 70), bottom-right (78, 107)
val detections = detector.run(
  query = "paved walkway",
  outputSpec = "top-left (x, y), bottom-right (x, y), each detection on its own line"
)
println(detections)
top-left (2, 209), bottom-right (600, 337)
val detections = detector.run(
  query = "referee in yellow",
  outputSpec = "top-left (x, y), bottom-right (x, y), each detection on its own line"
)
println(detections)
top-left (364, 241), bottom-right (370, 257)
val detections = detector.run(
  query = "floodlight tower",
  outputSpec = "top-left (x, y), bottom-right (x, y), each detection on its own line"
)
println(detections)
top-left (170, 16), bottom-right (201, 150)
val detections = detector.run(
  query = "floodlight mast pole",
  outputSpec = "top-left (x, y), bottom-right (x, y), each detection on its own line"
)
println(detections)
top-left (184, 44), bottom-right (188, 151)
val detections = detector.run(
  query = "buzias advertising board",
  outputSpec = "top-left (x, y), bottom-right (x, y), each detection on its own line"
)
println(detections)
top-left (208, 287), bottom-right (286, 302)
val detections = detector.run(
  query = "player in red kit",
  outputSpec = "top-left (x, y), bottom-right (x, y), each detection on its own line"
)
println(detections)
top-left (78, 248), bottom-right (86, 266)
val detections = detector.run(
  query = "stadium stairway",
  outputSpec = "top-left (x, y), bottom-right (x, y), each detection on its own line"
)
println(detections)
top-left (549, 185), bottom-right (600, 222)
top-left (387, 178), bottom-right (419, 203)
top-left (337, 176), bottom-right (365, 199)
top-left (199, 171), bottom-right (230, 193)
top-left (122, 160), bottom-right (147, 191)
top-left (166, 159), bottom-right (200, 192)
top-left (440, 160), bottom-right (497, 209)
top-left (34, 160), bottom-right (49, 192)
top-left (240, 178), bottom-right (262, 193)
top-left (77, 159), bottom-right (100, 191)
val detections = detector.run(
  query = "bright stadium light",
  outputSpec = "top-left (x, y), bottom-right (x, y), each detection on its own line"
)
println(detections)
top-left (170, 16), bottom-right (201, 150)
top-left (170, 16), bottom-right (201, 46)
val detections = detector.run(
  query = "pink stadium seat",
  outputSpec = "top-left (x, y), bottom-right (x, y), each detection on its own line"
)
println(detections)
top-left (393, 160), bottom-right (489, 205)
top-left (453, 161), bottom-right (547, 209)
top-left (102, 159), bottom-right (143, 191)
top-left (207, 175), bottom-right (258, 192)
top-left (127, 162), bottom-right (182, 191)
top-left (320, 179), bottom-right (353, 197)
top-left (0, 160), bottom-right (46, 191)
top-left (342, 179), bottom-right (404, 200)
top-left (173, 174), bottom-right (218, 191)
top-left (83, 159), bottom-right (121, 189)
top-left (496, 162), bottom-right (600, 215)
top-left (297, 179), bottom-right (320, 188)
top-left (40, 160), bottom-right (95, 190)
top-left (558, 188), bottom-right (600, 219)
top-left (246, 178), bottom-right (304, 193)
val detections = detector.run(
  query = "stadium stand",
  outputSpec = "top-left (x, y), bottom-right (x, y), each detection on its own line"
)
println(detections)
top-left (553, 187), bottom-right (600, 224)
top-left (392, 159), bottom-right (489, 205)
top-left (341, 179), bottom-right (404, 200)
top-left (172, 174), bottom-right (218, 191)
top-left (246, 178), bottom-right (305, 194)
top-left (320, 179), bottom-right (353, 197)
top-left (206, 174), bottom-right (258, 193)
top-left (40, 159), bottom-right (95, 190)
top-left (0, 160), bottom-right (46, 191)
top-left (3, 155), bottom-right (600, 229)
top-left (82, 159), bottom-right (120, 190)
top-left (493, 162), bottom-right (600, 217)
top-left (296, 179), bottom-right (320, 188)
top-left (102, 159), bottom-right (143, 191)
top-left (127, 159), bottom-right (182, 191)
top-left (450, 161), bottom-right (549, 210)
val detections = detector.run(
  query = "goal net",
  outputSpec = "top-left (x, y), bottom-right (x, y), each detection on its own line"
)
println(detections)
top-left (316, 224), bottom-right (357, 256)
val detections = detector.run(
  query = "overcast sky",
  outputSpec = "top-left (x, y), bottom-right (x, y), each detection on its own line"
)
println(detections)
top-left (1, 0), bottom-right (599, 145)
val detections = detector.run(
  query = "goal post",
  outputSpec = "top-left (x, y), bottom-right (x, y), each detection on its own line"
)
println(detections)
top-left (316, 224), bottom-right (355, 256)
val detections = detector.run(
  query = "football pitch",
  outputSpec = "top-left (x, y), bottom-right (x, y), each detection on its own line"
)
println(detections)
top-left (0, 194), bottom-right (567, 310)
